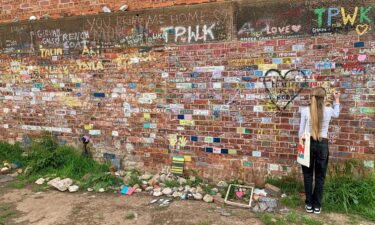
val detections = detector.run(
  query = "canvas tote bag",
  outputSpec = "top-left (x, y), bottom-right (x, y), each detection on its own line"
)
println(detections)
top-left (297, 111), bottom-right (310, 167)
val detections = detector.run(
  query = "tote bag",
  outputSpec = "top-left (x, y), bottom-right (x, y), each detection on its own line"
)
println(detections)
top-left (297, 112), bottom-right (310, 167)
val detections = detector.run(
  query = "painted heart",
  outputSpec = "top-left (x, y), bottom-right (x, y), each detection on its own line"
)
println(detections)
top-left (355, 24), bottom-right (369, 36)
top-left (357, 54), bottom-right (366, 62)
top-left (236, 191), bottom-right (244, 198)
top-left (291, 25), bottom-right (302, 33)
top-left (263, 69), bottom-right (307, 111)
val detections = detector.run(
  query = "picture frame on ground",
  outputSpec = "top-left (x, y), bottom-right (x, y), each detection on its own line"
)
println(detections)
top-left (224, 184), bottom-right (254, 208)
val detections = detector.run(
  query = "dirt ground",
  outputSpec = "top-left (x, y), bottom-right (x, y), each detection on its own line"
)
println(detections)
top-left (0, 176), bottom-right (373, 225)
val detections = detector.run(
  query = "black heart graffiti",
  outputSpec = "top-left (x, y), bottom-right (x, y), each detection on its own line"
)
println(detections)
top-left (263, 69), bottom-right (307, 111)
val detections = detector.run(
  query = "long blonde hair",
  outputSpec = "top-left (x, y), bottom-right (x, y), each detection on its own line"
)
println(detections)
top-left (310, 87), bottom-right (326, 141)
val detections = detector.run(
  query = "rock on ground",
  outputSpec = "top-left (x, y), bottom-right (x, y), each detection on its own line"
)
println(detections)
top-left (203, 194), bottom-right (214, 203)
top-left (68, 185), bottom-right (79, 193)
top-left (162, 188), bottom-right (173, 195)
top-left (35, 178), bottom-right (45, 185)
top-left (52, 178), bottom-right (73, 192)
top-left (193, 193), bottom-right (203, 200)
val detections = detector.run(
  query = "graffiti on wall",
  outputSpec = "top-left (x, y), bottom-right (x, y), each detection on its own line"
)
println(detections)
top-left (0, 0), bottom-right (374, 178)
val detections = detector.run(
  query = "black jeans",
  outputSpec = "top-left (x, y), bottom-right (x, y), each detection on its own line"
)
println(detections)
top-left (302, 137), bottom-right (329, 208)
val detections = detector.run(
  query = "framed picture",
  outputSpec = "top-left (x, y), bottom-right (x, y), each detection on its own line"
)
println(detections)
top-left (224, 184), bottom-right (254, 208)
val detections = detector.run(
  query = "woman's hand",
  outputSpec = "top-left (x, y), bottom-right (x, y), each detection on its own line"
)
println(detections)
top-left (333, 92), bottom-right (340, 103)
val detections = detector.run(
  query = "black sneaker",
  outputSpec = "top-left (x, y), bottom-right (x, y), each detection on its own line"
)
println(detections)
top-left (313, 207), bottom-right (321, 214)
top-left (305, 205), bottom-right (313, 213)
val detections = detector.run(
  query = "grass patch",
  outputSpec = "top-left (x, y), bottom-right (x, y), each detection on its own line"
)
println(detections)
top-left (279, 193), bottom-right (302, 209)
top-left (198, 220), bottom-right (212, 225)
top-left (323, 160), bottom-right (375, 221)
top-left (266, 172), bottom-right (304, 195)
top-left (1, 134), bottom-right (121, 192)
top-left (125, 212), bottom-right (136, 220)
top-left (0, 204), bottom-right (17, 225)
top-left (6, 180), bottom-right (27, 189)
top-left (164, 179), bottom-right (179, 188)
top-left (258, 212), bottom-right (323, 225)
top-left (0, 142), bottom-right (25, 165)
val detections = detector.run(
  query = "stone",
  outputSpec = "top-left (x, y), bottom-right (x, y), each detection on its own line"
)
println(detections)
top-left (148, 175), bottom-right (159, 186)
top-left (211, 188), bottom-right (219, 193)
top-left (213, 193), bottom-right (225, 204)
top-left (135, 188), bottom-right (142, 193)
top-left (52, 178), bottom-right (73, 192)
top-left (159, 174), bottom-right (166, 182)
top-left (145, 186), bottom-right (153, 191)
top-left (193, 192), bottom-right (203, 200)
top-left (0, 167), bottom-right (10, 173)
top-left (184, 185), bottom-right (191, 191)
top-left (35, 178), bottom-right (45, 185)
top-left (132, 184), bottom-right (140, 189)
top-left (217, 181), bottom-right (228, 188)
top-left (259, 197), bottom-right (278, 209)
top-left (87, 188), bottom-right (93, 192)
top-left (172, 191), bottom-right (182, 198)
top-left (189, 187), bottom-right (197, 193)
top-left (259, 202), bottom-right (268, 211)
top-left (162, 187), bottom-right (173, 195)
top-left (196, 186), bottom-right (203, 193)
top-left (178, 177), bottom-right (187, 185)
top-left (189, 176), bottom-right (196, 182)
top-left (98, 188), bottom-right (105, 192)
top-left (153, 191), bottom-right (163, 197)
top-left (140, 174), bottom-right (152, 180)
top-left (203, 194), bottom-right (214, 203)
top-left (47, 177), bottom-right (61, 186)
top-left (68, 185), bottom-right (79, 192)
top-left (252, 204), bottom-right (260, 213)
top-left (265, 183), bottom-right (281, 195)
top-left (178, 186), bottom-right (184, 192)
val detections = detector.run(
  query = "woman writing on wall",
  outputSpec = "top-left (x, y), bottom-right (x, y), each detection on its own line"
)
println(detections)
top-left (299, 87), bottom-right (340, 214)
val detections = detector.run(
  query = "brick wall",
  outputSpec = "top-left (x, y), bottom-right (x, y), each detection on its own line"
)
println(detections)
top-left (0, 0), bottom-right (374, 181)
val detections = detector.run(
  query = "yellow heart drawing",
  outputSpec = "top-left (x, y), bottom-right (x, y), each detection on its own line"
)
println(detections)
top-left (356, 24), bottom-right (369, 36)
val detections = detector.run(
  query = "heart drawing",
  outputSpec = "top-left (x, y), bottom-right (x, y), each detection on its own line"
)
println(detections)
top-left (263, 69), bottom-right (307, 111)
top-left (356, 24), bottom-right (369, 36)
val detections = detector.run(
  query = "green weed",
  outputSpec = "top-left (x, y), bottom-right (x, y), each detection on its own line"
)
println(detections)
top-left (0, 141), bottom-right (25, 164)
top-left (6, 180), bottom-right (27, 189)
top-left (198, 220), bottom-right (212, 225)
top-left (125, 212), bottom-right (136, 220)
top-left (164, 179), bottom-right (179, 188)
top-left (323, 160), bottom-right (375, 221)
top-left (1, 134), bottom-right (121, 192)
top-left (83, 173), bottom-right (122, 191)
top-left (258, 212), bottom-right (324, 225)
top-left (0, 204), bottom-right (17, 225)
top-left (266, 173), bottom-right (304, 195)
top-left (279, 193), bottom-right (302, 209)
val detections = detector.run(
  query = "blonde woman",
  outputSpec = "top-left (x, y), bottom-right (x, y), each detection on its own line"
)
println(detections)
top-left (299, 87), bottom-right (340, 214)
